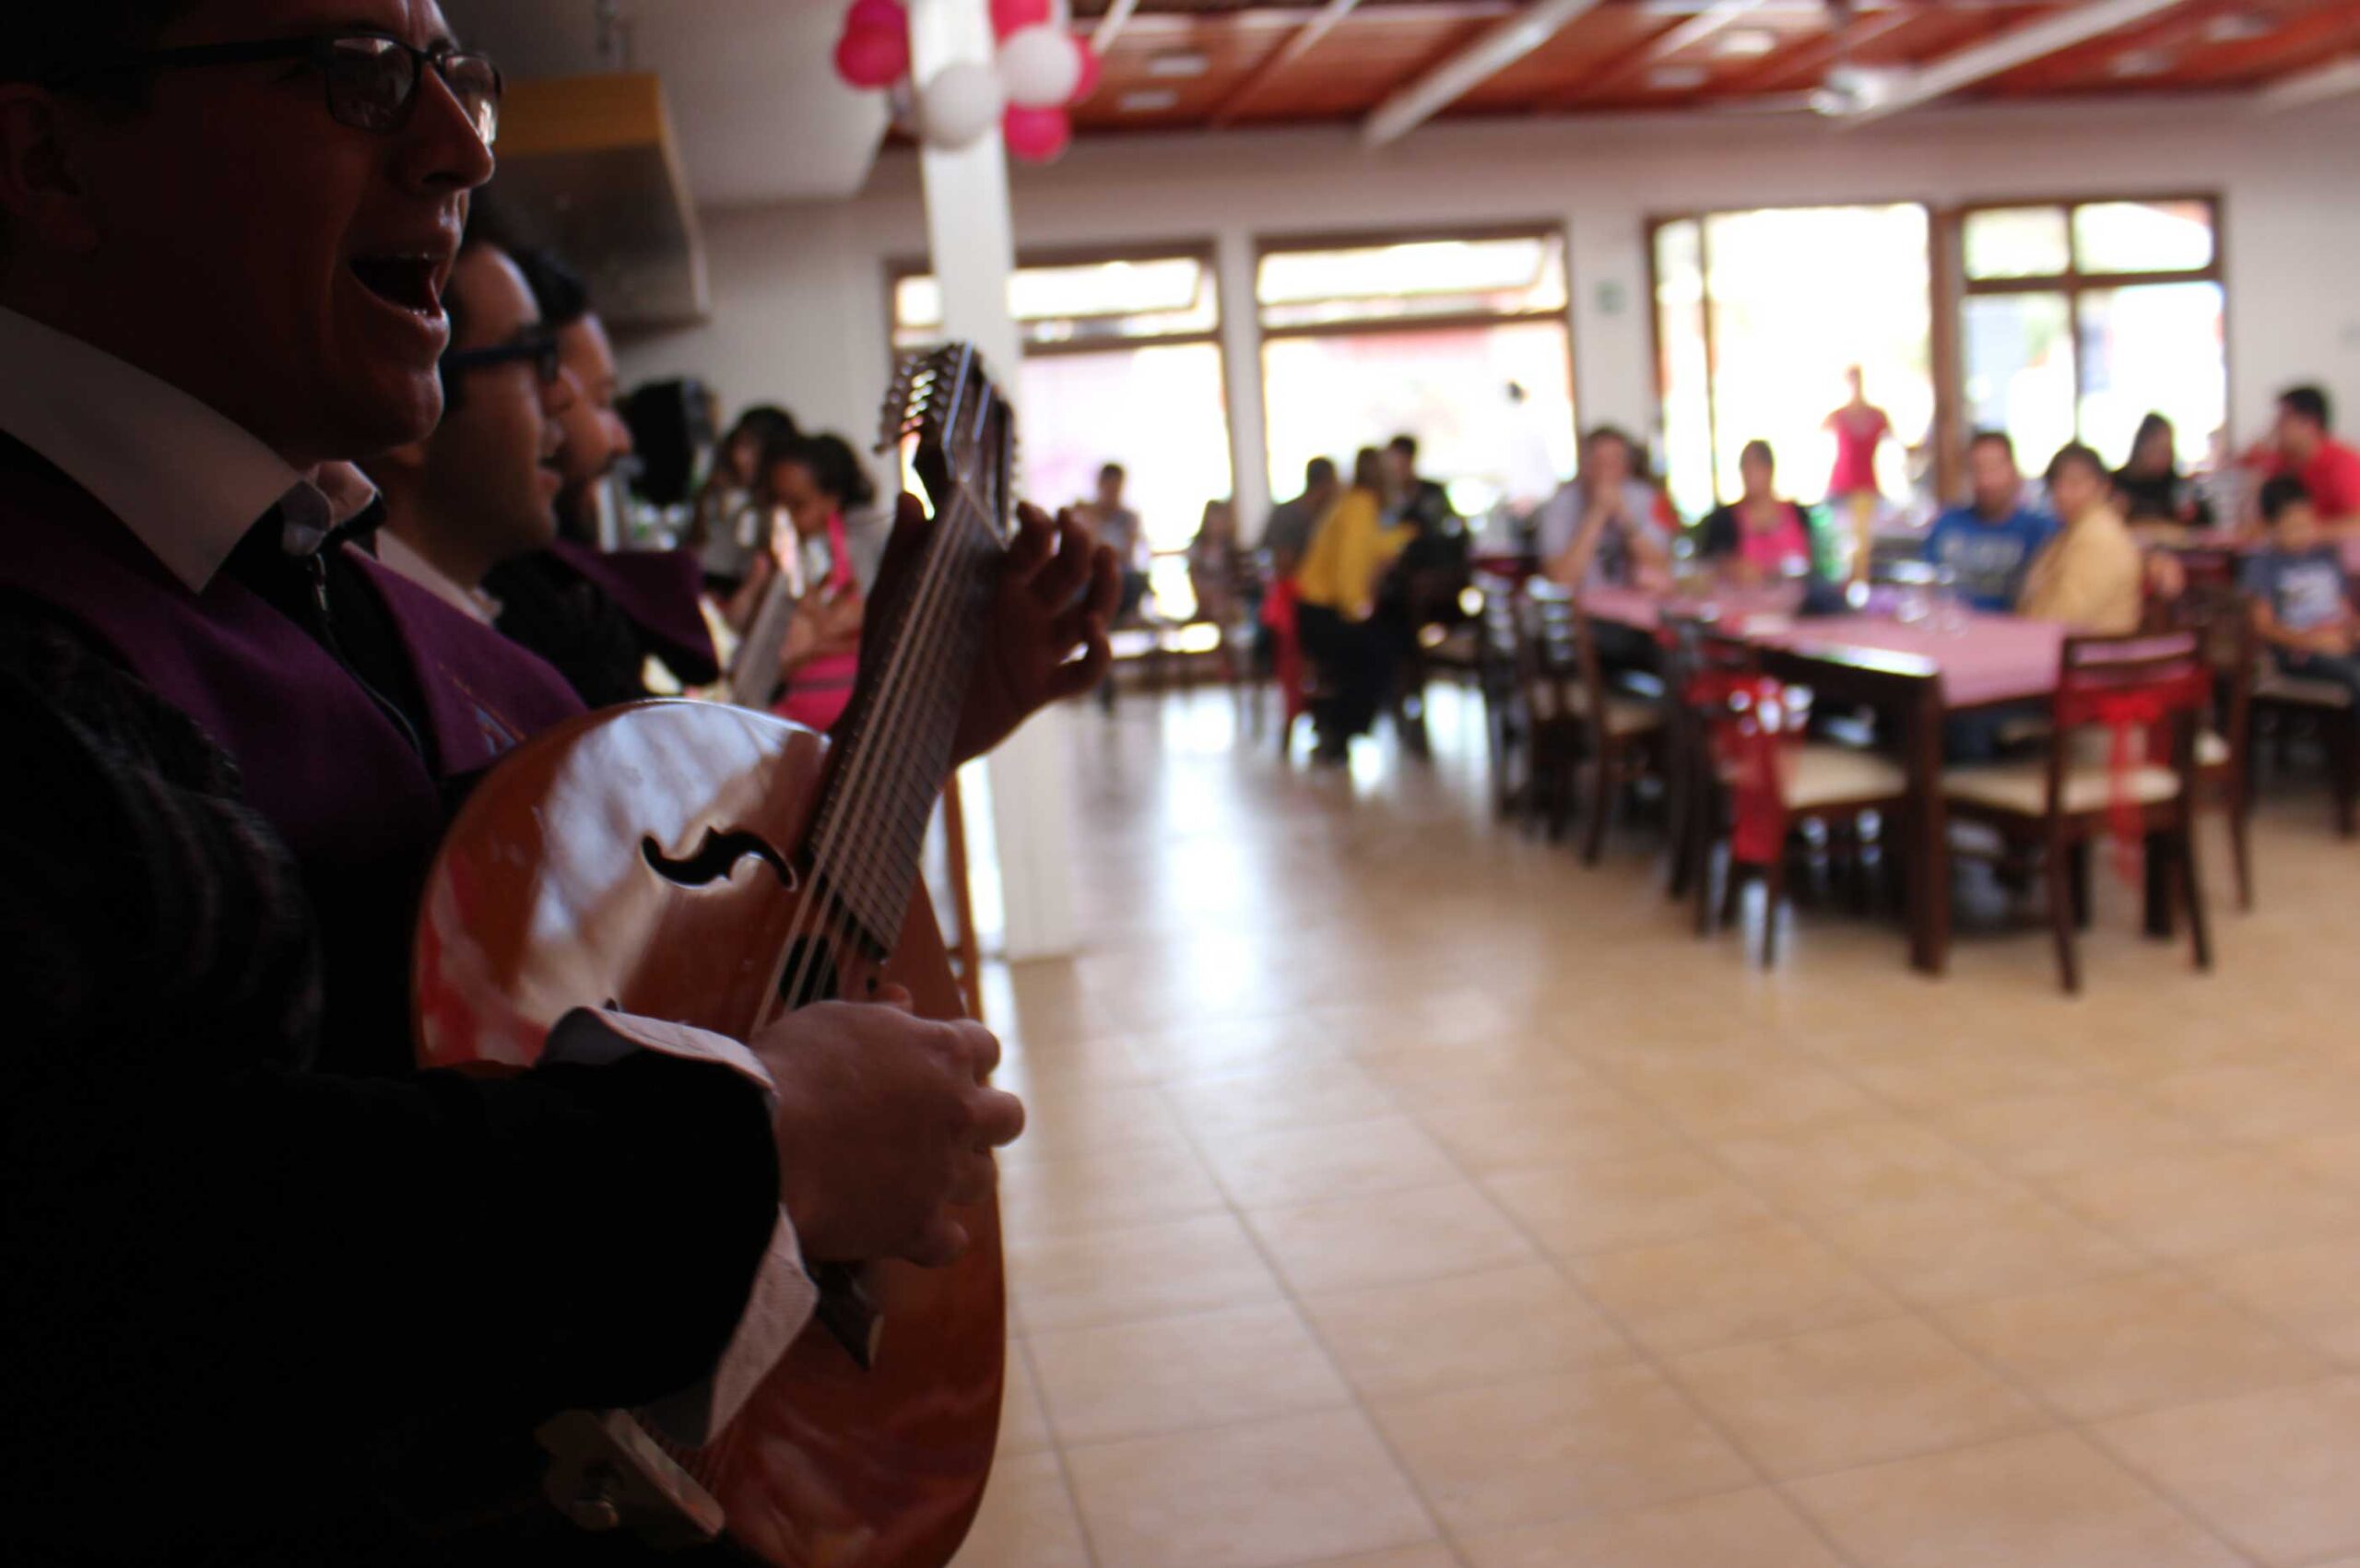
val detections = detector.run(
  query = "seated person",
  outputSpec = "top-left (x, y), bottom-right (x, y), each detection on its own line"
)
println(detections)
top-left (2244, 476), bottom-right (2360, 704)
top-left (2252, 383), bottom-right (2360, 529)
top-left (1294, 447), bottom-right (1412, 762)
top-left (1536, 425), bottom-right (1671, 589)
top-left (1697, 440), bottom-right (1814, 585)
top-left (1188, 498), bottom-right (1251, 626)
top-left (1924, 430), bottom-right (2056, 612)
top-left (2019, 442), bottom-right (2144, 635)
top-left (727, 432), bottom-right (874, 730)
top-left (691, 404), bottom-right (797, 591)
top-left (2114, 411), bottom-right (2213, 533)
top-left (1077, 461), bottom-right (1150, 619)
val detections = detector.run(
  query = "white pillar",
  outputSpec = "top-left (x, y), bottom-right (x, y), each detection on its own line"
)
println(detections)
top-left (910, 0), bottom-right (1079, 962)
top-left (1214, 230), bottom-right (1274, 538)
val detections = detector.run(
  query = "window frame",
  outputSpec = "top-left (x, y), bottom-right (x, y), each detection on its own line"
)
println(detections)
top-left (1952, 193), bottom-right (2228, 467)
top-left (1643, 198), bottom-right (1940, 508)
top-left (883, 240), bottom-right (1227, 359)
top-left (1643, 192), bottom-right (2230, 510)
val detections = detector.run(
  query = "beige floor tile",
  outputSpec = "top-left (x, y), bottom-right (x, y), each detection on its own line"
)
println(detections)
top-left (1284, 1549), bottom-right (1462, 1568)
top-left (998, 1140), bottom-right (1229, 1238)
top-left (948, 1450), bottom-right (1092, 1568)
top-left (2098, 1374), bottom-right (2360, 1565)
top-left (1713, 1117), bottom-right (2019, 1220)
top-left (1482, 1149), bottom-right (1771, 1257)
top-left (1028, 1302), bottom-right (1350, 1445)
top-left (1821, 1037), bottom-right (2101, 1110)
top-left (1940, 1269), bottom-right (2330, 1421)
top-left (1788, 1431), bottom-right (2241, 1568)
top-left (1669, 1315), bottom-right (2047, 1480)
top-left (2201, 1237), bottom-right (2360, 1362)
top-left (2144, 1061), bottom-right (2360, 1143)
top-left (1813, 1187), bottom-right (2145, 1307)
top-left (1929, 1090), bottom-right (2214, 1182)
top-left (1412, 1083), bottom-right (1676, 1174)
top-left (1010, 1212), bottom-right (1284, 1333)
top-left (1245, 1183), bottom-right (1536, 1297)
top-left (1299, 1264), bottom-right (1628, 1399)
top-left (2283, 1127), bottom-right (2360, 1192)
top-left (1588, 1048), bottom-right (1881, 1141)
top-left (997, 1345), bottom-right (1052, 1456)
top-left (1000, 1082), bottom-right (1194, 1168)
top-left (1356, 1040), bottom-right (1604, 1110)
top-left (1370, 1362), bottom-right (1753, 1536)
top-left (1459, 1487), bottom-right (1847, 1568)
top-left (1063, 1408), bottom-right (1435, 1568)
top-left (1568, 1222), bottom-right (1895, 1355)
top-left (1198, 1115), bottom-right (1461, 1210)
top-left (2045, 1149), bottom-right (2360, 1262)
top-left (1160, 1061), bottom-right (1401, 1140)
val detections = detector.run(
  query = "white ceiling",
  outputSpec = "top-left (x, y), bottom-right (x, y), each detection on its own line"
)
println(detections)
top-left (444, 0), bottom-right (889, 206)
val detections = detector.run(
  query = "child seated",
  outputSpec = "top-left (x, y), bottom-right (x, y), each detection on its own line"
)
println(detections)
top-left (2243, 476), bottom-right (2360, 703)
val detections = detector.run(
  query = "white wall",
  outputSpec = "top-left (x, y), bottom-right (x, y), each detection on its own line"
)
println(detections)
top-left (620, 94), bottom-right (2360, 528)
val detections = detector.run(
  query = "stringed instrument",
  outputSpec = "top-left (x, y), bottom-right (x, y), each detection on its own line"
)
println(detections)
top-left (411, 344), bottom-right (1018, 1566)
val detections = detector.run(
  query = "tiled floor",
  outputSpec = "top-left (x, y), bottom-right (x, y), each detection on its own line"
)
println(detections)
top-left (952, 687), bottom-right (2360, 1568)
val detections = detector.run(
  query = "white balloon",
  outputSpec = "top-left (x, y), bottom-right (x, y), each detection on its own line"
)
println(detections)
top-left (997, 25), bottom-right (1081, 109)
top-left (922, 62), bottom-right (1005, 149)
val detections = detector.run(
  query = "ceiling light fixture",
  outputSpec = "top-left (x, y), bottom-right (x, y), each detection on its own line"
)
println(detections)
top-left (2203, 12), bottom-right (2275, 43)
top-left (1648, 65), bottom-right (1711, 90)
top-left (1117, 88), bottom-right (1180, 112)
top-left (1717, 28), bottom-right (1779, 58)
top-left (1145, 50), bottom-right (1210, 79)
top-left (2110, 48), bottom-right (2172, 77)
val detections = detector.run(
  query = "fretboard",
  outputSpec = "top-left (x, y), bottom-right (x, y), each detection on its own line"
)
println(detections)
top-left (803, 489), bottom-right (1002, 956)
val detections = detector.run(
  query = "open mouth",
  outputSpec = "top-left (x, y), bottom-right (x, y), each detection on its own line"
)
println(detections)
top-left (348, 253), bottom-right (445, 316)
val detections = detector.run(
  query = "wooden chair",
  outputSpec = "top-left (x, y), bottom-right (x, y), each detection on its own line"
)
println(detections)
top-left (1523, 582), bottom-right (1664, 864)
top-left (1677, 631), bottom-right (1911, 965)
top-left (1471, 572), bottom-right (1528, 819)
top-left (2167, 582), bottom-right (2257, 909)
top-left (2251, 653), bottom-right (2360, 840)
top-left (1942, 632), bottom-right (2213, 995)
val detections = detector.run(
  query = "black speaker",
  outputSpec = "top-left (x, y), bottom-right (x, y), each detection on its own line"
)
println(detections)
top-left (623, 379), bottom-right (716, 508)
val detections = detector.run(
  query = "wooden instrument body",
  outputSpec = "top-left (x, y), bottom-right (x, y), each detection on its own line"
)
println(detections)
top-left (413, 698), bottom-right (1003, 1568)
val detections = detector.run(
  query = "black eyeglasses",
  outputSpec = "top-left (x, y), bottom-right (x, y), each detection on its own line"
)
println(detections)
top-left (443, 336), bottom-right (563, 387)
top-left (65, 33), bottom-right (502, 147)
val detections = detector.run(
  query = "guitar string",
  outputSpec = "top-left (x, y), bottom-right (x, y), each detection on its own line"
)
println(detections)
top-left (786, 354), bottom-right (1009, 1010)
top-left (756, 373), bottom-right (1002, 1032)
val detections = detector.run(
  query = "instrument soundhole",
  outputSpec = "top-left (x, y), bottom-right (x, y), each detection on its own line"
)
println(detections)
top-left (778, 937), bottom-right (840, 1009)
top-left (642, 828), bottom-right (797, 890)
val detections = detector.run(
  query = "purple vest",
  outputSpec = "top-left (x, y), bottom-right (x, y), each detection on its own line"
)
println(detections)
top-left (0, 453), bottom-right (584, 1073)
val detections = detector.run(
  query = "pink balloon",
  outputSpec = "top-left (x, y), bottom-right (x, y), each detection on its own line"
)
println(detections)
top-left (844, 0), bottom-right (907, 32)
top-left (1070, 38), bottom-right (1103, 102)
top-left (1003, 103), bottom-right (1071, 162)
top-left (991, 0), bottom-right (1052, 40)
top-left (834, 25), bottom-right (909, 90)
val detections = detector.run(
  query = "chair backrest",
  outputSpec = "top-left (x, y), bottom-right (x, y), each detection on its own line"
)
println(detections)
top-left (2046, 631), bottom-right (2210, 814)
top-left (1524, 580), bottom-right (1613, 729)
top-left (1474, 571), bottom-right (1526, 706)
top-left (2168, 581), bottom-right (2256, 764)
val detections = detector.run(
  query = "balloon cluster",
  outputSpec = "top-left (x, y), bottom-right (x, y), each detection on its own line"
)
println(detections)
top-left (831, 0), bottom-right (1101, 163)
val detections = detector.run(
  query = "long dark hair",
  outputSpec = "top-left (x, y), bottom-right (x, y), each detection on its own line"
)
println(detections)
top-left (778, 432), bottom-right (877, 511)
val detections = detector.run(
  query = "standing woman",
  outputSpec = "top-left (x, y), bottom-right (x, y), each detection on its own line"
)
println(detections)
top-left (1823, 365), bottom-right (1893, 580)
top-left (1294, 448), bottom-right (1415, 762)
top-left (1698, 441), bottom-right (1815, 585)
top-left (692, 405), bottom-right (798, 591)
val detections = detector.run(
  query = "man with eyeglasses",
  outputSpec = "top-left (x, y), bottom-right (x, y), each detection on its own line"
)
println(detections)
top-left (0, 4), bottom-right (1113, 1562)
top-left (368, 233), bottom-right (578, 622)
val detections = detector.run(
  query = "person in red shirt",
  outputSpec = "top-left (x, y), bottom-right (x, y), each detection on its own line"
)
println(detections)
top-left (2262, 384), bottom-right (2360, 530)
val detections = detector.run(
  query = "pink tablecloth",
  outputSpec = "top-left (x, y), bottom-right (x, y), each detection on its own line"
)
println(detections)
top-left (1580, 584), bottom-right (1804, 631)
top-left (1756, 615), bottom-right (2068, 709)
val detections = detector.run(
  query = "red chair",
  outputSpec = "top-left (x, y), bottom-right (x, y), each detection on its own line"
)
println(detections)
top-left (1260, 576), bottom-right (1313, 757)
top-left (1943, 633), bottom-right (2214, 995)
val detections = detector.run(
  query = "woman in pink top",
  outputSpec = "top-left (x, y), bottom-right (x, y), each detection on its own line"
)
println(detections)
top-left (1699, 441), bottom-right (1814, 584)
top-left (1824, 365), bottom-right (1892, 581)
top-left (761, 433), bottom-right (874, 732)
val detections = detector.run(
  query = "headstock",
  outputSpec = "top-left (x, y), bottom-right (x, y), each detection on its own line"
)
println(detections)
top-left (876, 343), bottom-right (1017, 543)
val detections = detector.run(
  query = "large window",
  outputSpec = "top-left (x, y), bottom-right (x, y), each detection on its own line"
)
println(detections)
top-left (1257, 230), bottom-right (1577, 520)
top-left (1650, 205), bottom-right (1936, 523)
top-left (891, 250), bottom-right (1233, 567)
top-left (1959, 198), bottom-right (2225, 471)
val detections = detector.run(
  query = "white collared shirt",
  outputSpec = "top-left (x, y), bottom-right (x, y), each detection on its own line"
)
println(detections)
top-left (374, 529), bottom-right (502, 626)
top-left (0, 306), bottom-right (336, 592)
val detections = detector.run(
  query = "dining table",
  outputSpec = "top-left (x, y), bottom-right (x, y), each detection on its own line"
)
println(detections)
top-left (1580, 583), bottom-right (2090, 975)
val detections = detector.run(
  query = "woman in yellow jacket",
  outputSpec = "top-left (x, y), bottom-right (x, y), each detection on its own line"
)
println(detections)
top-left (1294, 448), bottom-right (1414, 762)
